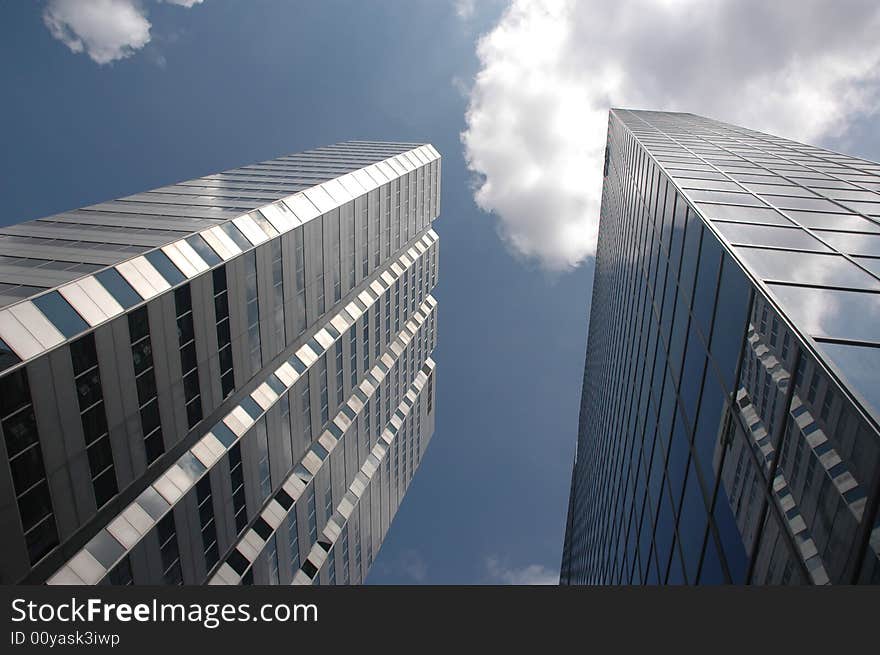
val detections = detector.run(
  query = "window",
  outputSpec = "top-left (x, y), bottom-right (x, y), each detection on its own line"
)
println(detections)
top-left (781, 332), bottom-right (790, 360)
top-left (144, 250), bottom-right (185, 286)
top-left (807, 369), bottom-right (819, 404)
top-left (293, 228), bottom-right (307, 336)
top-left (256, 418), bottom-right (271, 500)
top-left (271, 238), bottom-right (286, 351)
top-left (313, 221), bottom-right (326, 317)
top-left (394, 280), bottom-right (401, 333)
top-left (129, 307), bottom-right (164, 465)
top-left (213, 266), bottom-right (235, 398)
top-left (267, 535), bottom-right (280, 585)
top-left (324, 483), bottom-right (333, 522)
top-left (384, 293), bottom-right (391, 345)
top-left (361, 316), bottom-right (369, 372)
top-left (229, 443), bottom-right (248, 534)
top-left (103, 555), bottom-right (133, 586)
top-left (392, 179), bottom-right (400, 250)
top-left (341, 527), bottom-right (350, 584)
top-left (335, 342), bottom-right (344, 406)
top-left (402, 174), bottom-right (410, 242)
top-left (319, 355), bottom-right (329, 428)
top-left (371, 189), bottom-right (380, 268)
top-left (349, 328), bottom-right (358, 390)
top-left (174, 285), bottom-right (202, 429)
top-left (300, 377), bottom-right (312, 444)
top-left (279, 392), bottom-right (292, 468)
top-left (327, 547), bottom-right (337, 585)
top-left (329, 209), bottom-right (342, 303)
top-left (820, 387), bottom-right (835, 423)
top-left (360, 196), bottom-right (369, 277)
top-left (196, 476), bottom-right (219, 571)
top-left (95, 269), bottom-right (140, 309)
top-left (157, 513), bottom-right (182, 585)
top-left (344, 202), bottom-right (355, 291)
top-left (244, 251), bottom-right (262, 375)
top-left (307, 487), bottom-right (318, 545)
top-left (70, 334), bottom-right (117, 507)
top-left (383, 184), bottom-right (392, 259)
top-left (32, 291), bottom-right (87, 338)
top-left (0, 368), bottom-right (58, 563)
top-left (364, 400), bottom-right (372, 451)
top-left (373, 306), bottom-right (380, 359)
top-left (288, 512), bottom-right (301, 573)
top-left (186, 234), bottom-right (222, 266)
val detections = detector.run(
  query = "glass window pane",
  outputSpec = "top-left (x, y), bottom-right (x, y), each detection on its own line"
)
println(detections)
top-left (768, 284), bottom-right (880, 342)
top-left (786, 211), bottom-right (880, 233)
top-left (144, 251), bottom-right (185, 285)
top-left (736, 248), bottom-right (880, 290)
top-left (689, 190), bottom-right (767, 206)
top-left (32, 291), bottom-right (88, 337)
top-left (715, 223), bottom-right (830, 251)
top-left (814, 231), bottom-right (880, 257)
top-left (95, 269), bottom-right (141, 308)
top-left (186, 234), bottom-right (222, 266)
top-left (697, 203), bottom-right (792, 225)
top-left (818, 342), bottom-right (880, 420)
top-left (220, 223), bottom-right (252, 251)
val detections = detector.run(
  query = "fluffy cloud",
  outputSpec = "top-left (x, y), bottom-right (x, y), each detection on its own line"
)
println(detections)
top-left (462, 0), bottom-right (880, 271)
top-left (162, 0), bottom-right (204, 6)
top-left (43, 0), bottom-right (152, 65)
top-left (487, 557), bottom-right (558, 585)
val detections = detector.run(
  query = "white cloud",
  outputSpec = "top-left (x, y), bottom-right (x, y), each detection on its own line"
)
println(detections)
top-left (162, 0), bottom-right (204, 6)
top-left (487, 557), bottom-right (558, 585)
top-left (461, 0), bottom-right (880, 271)
top-left (455, 0), bottom-right (476, 20)
top-left (43, 0), bottom-right (152, 65)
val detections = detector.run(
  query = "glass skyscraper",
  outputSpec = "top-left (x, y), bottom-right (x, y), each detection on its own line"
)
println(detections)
top-left (0, 141), bottom-right (440, 585)
top-left (561, 109), bottom-right (880, 585)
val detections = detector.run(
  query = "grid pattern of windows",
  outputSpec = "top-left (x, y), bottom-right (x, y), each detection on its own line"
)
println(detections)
top-left (103, 556), bottom-right (133, 586)
top-left (1, 369), bottom-right (57, 563)
top-left (319, 355), bottom-right (329, 428)
top-left (196, 476), bottom-right (219, 571)
top-left (157, 513), bottom-right (182, 585)
top-left (70, 334), bottom-right (117, 507)
top-left (300, 376), bottom-right (312, 445)
top-left (256, 417), bottom-right (271, 500)
top-left (128, 307), bottom-right (164, 465)
top-left (245, 251), bottom-right (262, 375)
top-left (293, 228), bottom-right (307, 336)
top-left (229, 443), bottom-right (247, 535)
top-left (267, 534), bottom-right (280, 585)
top-left (174, 285), bottom-right (202, 429)
top-left (213, 265), bottom-right (235, 399)
top-left (271, 238), bottom-right (286, 351)
top-left (561, 109), bottom-right (880, 587)
top-left (288, 512), bottom-right (301, 574)
top-left (307, 486), bottom-right (318, 545)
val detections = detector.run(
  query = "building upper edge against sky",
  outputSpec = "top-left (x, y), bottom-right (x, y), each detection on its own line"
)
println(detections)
top-left (609, 108), bottom-right (880, 432)
top-left (0, 141), bottom-right (442, 376)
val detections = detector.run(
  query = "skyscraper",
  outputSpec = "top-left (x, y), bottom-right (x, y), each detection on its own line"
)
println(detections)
top-left (561, 109), bottom-right (880, 585)
top-left (0, 141), bottom-right (440, 585)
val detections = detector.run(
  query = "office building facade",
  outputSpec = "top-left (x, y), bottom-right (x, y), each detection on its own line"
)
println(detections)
top-left (561, 110), bottom-right (880, 584)
top-left (0, 140), bottom-right (440, 585)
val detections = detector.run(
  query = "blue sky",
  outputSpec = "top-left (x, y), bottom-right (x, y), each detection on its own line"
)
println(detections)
top-left (3, 0), bottom-right (880, 584)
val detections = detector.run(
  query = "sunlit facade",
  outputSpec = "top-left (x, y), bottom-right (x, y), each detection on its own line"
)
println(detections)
top-left (561, 109), bottom-right (880, 584)
top-left (0, 141), bottom-right (440, 585)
